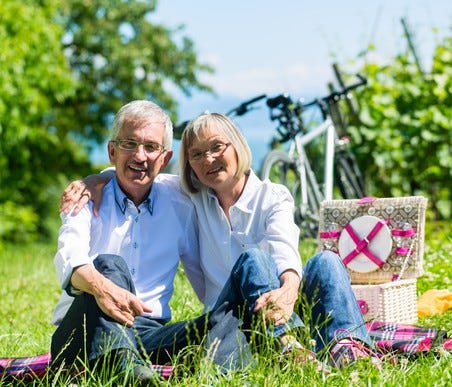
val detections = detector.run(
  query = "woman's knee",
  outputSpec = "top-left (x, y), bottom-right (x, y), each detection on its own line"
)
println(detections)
top-left (233, 248), bottom-right (275, 274)
top-left (304, 250), bottom-right (345, 276)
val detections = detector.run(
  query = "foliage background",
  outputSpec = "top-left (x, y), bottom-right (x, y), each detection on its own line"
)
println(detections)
top-left (1, 0), bottom-right (452, 244)
top-left (0, 0), bottom-right (212, 245)
top-left (346, 36), bottom-right (452, 220)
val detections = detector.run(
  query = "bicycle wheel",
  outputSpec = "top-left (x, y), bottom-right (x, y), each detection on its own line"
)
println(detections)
top-left (260, 150), bottom-right (318, 238)
top-left (335, 149), bottom-right (366, 199)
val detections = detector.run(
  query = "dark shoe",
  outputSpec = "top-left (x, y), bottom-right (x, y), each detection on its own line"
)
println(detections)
top-left (116, 349), bottom-right (160, 385)
top-left (128, 363), bottom-right (160, 384)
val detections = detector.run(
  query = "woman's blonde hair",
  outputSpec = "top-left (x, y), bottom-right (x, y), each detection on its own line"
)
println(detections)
top-left (179, 113), bottom-right (252, 193)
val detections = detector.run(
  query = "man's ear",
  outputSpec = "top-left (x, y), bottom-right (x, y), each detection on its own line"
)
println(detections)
top-left (160, 150), bottom-right (173, 172)
top-left (108, 141), bottom-right (116, 164)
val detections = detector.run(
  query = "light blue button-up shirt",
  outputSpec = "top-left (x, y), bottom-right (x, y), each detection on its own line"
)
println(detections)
top-left (52, 175), bottom-right (204, 325)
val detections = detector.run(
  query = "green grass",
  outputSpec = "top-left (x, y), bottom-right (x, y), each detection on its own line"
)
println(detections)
top-left (1, 222), bottom-right (451, 386)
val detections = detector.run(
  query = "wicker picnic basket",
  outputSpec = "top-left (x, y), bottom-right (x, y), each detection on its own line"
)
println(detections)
top-left (318, 196), bottom-right (428, 284)
top-left (352, 279), bottom-right (418, 324)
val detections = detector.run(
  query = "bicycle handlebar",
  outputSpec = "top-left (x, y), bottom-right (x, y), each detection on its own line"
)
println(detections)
top-left (302, 74), bottom-right (367, 110)
top-left (226, 94), bottom-right (267, 116)
top-left (266, 94), bottom-right (292, 109)
top-left (265, 74), bottom-right (367, 141)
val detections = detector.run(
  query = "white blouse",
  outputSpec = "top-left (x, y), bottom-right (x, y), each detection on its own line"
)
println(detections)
top-left (189, 170), bottom-right (303, 310)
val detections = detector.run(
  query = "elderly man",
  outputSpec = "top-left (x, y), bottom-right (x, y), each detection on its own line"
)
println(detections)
top-left (50, 100), bottom-right (247, 384)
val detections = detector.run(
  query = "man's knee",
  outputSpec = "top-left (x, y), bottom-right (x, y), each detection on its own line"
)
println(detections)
top-left (94, 254), bottom-right (128, 273)
top-left (93, 254), bottom-right (135, 292)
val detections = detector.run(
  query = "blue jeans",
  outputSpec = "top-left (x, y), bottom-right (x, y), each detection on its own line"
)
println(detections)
top-left (214, 248), bottom-right (372, 352)
top-left (213, 248), bottom-right (304, 337)
top-left (51, 254), bottom-right (252, 372)
top-left (51, 250), bottom-right (371, 371)
top-left (301, 250), bottom-right (373, 352)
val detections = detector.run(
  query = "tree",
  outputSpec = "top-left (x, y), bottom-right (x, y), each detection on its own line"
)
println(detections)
top-left (0, 0), bottom-right (214, 243)
top-left (0, 0), bottom-right (89, 243)
top-left (55, 0), bottom-right (213, 150)
top-left (343, 35), bottom-right (452, 219)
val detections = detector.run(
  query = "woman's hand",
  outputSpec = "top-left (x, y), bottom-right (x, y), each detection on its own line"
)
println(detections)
top-left (60, 179), bottom-right (90, 215)
top-left (60, 171), bottom-right (114, 216)
top-left (254, 269), bottom-right (300, 326)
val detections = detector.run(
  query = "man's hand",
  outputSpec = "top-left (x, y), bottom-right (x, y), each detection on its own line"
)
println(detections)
top-left (94, 280), bottom-right (152, 327)
top-left (60, 171), bottom-right (114, 216)
top-left (254, 269), bottom-right (300, 326)
top-left (71, 265), bottom-right (152, 327)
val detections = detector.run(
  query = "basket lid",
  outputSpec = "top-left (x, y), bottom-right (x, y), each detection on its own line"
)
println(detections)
top-left (338, 215), bottom-right (392, 273)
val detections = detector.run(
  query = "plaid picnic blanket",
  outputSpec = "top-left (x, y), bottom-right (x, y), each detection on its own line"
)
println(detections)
top-left (367, 321), bottom-right (452, 355)
top-left (2, 322), bottom-right (451, 380)
top-left (0, 352), bottom-right (173, 381)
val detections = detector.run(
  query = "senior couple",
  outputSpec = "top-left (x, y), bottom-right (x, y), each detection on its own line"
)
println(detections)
top-left (52, 100), bottom-right (378, 383)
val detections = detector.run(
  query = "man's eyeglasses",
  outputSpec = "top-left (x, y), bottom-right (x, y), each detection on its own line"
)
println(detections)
top-left (189, 142), bottom-right (231, 162)
top-left (114, 139), bottom-right (165, 154)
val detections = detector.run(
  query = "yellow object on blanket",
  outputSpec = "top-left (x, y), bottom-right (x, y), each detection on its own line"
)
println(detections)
top-left (418, 289), bottom-right (452, 317)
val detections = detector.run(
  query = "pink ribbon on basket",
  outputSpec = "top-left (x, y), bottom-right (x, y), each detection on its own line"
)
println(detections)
top-left (392, 228), bottom-right (416, 237)
top-left (342, 219), bottom-right (387, 267)
top-left (357, 300), bottom-right (369, 315)
top-left (395, 247), bottom-right (412, 255)
top-left (319, 230), bottom-right (341, 239)
top-left (357, 197), bottom-right (378, 204)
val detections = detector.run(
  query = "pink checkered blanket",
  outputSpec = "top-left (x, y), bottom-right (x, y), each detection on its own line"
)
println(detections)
top-left (1, 321), bottom-right (451, 380)
top-left (367, 321), bottom-right (452, 355)
top-left (0, 352), bottom-right (173, 381)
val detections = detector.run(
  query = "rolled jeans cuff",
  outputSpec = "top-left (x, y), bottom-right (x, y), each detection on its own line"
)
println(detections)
top-left (268, 312), bottom-right (304, 338)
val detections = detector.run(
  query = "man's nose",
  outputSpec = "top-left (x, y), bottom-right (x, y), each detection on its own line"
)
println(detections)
top-left (134, 144), bottom-right (147, 159)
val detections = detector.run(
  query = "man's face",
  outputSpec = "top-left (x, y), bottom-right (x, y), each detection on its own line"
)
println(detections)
top-left (108, 118), bottom-right (172, 205)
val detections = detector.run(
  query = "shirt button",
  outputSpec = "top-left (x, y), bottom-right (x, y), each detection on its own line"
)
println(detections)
top-left (135, 217), bottom-right (139, 222)
top-left (133, 242), bottom-right (138, 249)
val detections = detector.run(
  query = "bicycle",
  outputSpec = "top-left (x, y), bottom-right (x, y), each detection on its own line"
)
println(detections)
top-left (259, 75), bottom-right (367, 237)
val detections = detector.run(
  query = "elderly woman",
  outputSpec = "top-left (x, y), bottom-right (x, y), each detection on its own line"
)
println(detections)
top-left (62, 112), bottom-right (379, 369)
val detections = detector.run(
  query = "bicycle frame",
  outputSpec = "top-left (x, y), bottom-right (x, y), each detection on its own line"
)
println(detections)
top-left (287, 116), bottom-right (335, 216)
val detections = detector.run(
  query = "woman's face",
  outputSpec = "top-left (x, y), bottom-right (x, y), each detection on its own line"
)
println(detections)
top-left (187, 127), bottom-right (239, 192)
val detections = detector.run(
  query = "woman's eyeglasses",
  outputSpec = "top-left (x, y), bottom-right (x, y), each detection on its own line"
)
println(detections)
top-left (189, 142), bottom-right (231, 162)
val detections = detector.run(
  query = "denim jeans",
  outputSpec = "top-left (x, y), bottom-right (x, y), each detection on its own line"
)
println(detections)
top-left (213, 248), bottom-right (304, 337)
top-left (214, 248), bottom-right (371, 352)
top-left (51, 249), bottom-right (371, 371)
top-left (301, 250), bottom-right (373, 352)
top-left (50, 254), bottom-right (252, 372)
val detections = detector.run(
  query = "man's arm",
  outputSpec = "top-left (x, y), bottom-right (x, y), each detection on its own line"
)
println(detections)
top-left (55, 199), bottom-right (151, 327)
top-left (60, 169), bottom-right (115, 216)
top-left (71, 264), bottom-right (151, 327)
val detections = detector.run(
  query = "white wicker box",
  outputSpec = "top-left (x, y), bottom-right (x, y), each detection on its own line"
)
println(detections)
top-left (318, 196), bottom-right (427, 283)
top-left (352, 279), bottom-right (418, 324)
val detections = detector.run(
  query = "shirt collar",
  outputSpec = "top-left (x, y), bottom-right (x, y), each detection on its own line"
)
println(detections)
top-left (113, 177), bottom-right (154, 215)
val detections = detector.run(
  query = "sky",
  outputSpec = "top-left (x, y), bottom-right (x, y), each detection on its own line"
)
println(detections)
top-left (94, 1), bottom-right (452, 168)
